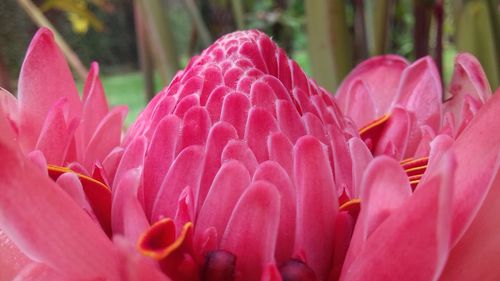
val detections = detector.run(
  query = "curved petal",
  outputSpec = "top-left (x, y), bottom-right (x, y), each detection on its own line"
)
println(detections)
top-left (393, 56), bottom-right (442, 132)
top-left (0, 230), bottom-right (31, 281)
top-left (293, 136), bottom-right (337, 280)
top-left (142, 115), bottom-right (181, 218)
top-left (220, 180), bottom-right (281, 280)
top-left (13, 263), bottom-right (67, 281)
top-left (335, 55), bottom-right (409, 115)
top-left (81, 62), bottom-right (109, 146)
top-left (35, 99), bottom-right (78, 165)
top-left (341, 153), bottom-right (455, 281)
top-left (253, 161), bottom-right (296, 263)
top-left (112, 168), bottom-right (149, 242)
top-left (447, 90), bottom-right (500, 243)
top-left (83, 106), bottom-right (127, 171)
top-left (0, 114), bottom-right (120, 280)
top-left (195, 160), bottom-right (251, 253)
top-left (17, 28), bottom-right (81, 151)
top-left (439, 167), bottom-right (500, 281)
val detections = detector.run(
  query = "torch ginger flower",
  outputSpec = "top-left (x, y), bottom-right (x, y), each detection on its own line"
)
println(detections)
top-left (0, 28), bottom-right (499, 281)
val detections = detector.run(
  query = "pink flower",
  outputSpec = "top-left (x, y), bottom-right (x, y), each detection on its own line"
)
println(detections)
top-left (0, 28), bottom-right (164, 280)
top-left (1, 28), bottom-right (499, 281)
top-left (117, 30), bottom-right (356, 280)
top-left (332, 52), bottom-right (500, 280)
top-left (335, 54), bottom-right (493, 160)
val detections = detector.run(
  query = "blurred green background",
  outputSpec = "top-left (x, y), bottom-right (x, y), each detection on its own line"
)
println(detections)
top-left (1, 0), bottom-right (499, 124)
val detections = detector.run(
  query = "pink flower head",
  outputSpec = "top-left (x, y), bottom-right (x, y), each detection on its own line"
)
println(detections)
top-left (118, 29), bottom-right (358, 280)
top-left (1, 28), bottom-right (499, 281)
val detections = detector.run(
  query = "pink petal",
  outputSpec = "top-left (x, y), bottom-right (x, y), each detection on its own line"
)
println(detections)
top-left (335, 55), bottom-right (409, 115)
top-left (276, 100), bottom-right (306, 144)
top-left (244, 107), bottom-right (279, 162)
top-left (293, 136), bottom-right (337, 280)
top-left (448, 53), bottom-right (491, 103)
top-left (0, 115), bottom-right (120, 279)
top-left (13, 263), bottom-right (67, 281)
top-left (80, 62), bottom-right (109, 146)
top-left (277, 50), bottom-right (292, 92)
top-left (221, 139), bottom-right (259, 176)
top-left (448, 90), bottom-right (500, 244)
top-left (301, 112), bottom-right (328, 144)
top-left (250, 80), bottom-right (278, 115)
top-left (178, 106), bottom-right (211, 152)
top-left (341, 153), bottom-right (455, 281)
top-left (17, 28), bottom-right (81, 151)
top-left (173, 94), bottom-right (200, 119)
top-left (393, 56), bottom-right (442, 132)
top-left (347, 137), bottom-right (373, 198)
top-left (0, 230), bottom-right (31, 281)
top-left (327, 123), bottom-right (353, 196)
top-left (195, 160), bottom-right (251, 254)
top-left (361, 156), bottom-right (412, 240)
top-left (142, 115), bottom-right (181, 218)
top-left (344, 80), bottom-right (377, 128)
top-left (329, 211), bottom-right (355, 281)
top-left (113, 236), bottom-right (172, 281)
top-left (112, 168), bottom-right (149, 242)
top-left (197, 121), bottom-right (238, 209)
top-left (35, 99), bottom-right (78, 165)
top-left (83, 106), bottom-right (127, 171)
top-left (199, 65), bottom-right (223, 105)
top-left (439, 168), bottom-right (500, 281)
top-left (253, 161), bottom-right (296, 264)
top-left (101, 147), bottom-right (124, 188)
top-left (55, 172), bottom-right (94, 218)
top-left (152, 145), bottom-right (205, 222)
top-left (0, 88), bottom-right (18, 129)
top-left (239, 41), bottom-right (268, 73)
top-left (220, 91), bottom-right (251, 138)
top-left (373, 107), bottom-right (411, 160)
top-left (206, 85), bottom-right (230, 122)
top-left (113, 135), bottom-right (147, 189)
top-left (444, 53), bottom-right (492, 135)
top-left (267, 132), bottom-right (294, 178)
top-left (220, 180), bottom-right (281, 280)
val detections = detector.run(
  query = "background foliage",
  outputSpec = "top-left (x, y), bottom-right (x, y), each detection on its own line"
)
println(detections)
top-left (1, 0), bottom-right (498, 123)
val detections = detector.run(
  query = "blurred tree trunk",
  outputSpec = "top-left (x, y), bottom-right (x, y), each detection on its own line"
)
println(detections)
top-left (365, 0), bottom-right (396, 56)
top-left (272, 0), bottom-right (293, 53)
top-left (138, 0), bottom-right (180, 85)
top-left (183, 0), bottom-right (212, 47)
top-left (305, 0), bottom-right (353, 92)
top-left (200, 1), bottom-right (236, 38)
top-left (17, 0), bottom-right (88, 80)
top-left (434, 0), bottom-right (444, 79)
top-left (413, 0), bottom-right (434, 59)
top-left (352, 0), bottom-right (368, 62)
top-left (133, 0), bottom-right (155, 101)
top-left (230, 0), bottom-right (245, 29)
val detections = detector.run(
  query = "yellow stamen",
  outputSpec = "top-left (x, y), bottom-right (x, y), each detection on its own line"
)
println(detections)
top-left (339, 198), bottom-right (361, 212)
top-left (404, 165), bottom-right (428, 174)
top-left (47, 164), bottom-right (110, 191)
top-left (359, 114), bottom-right (390, 135)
